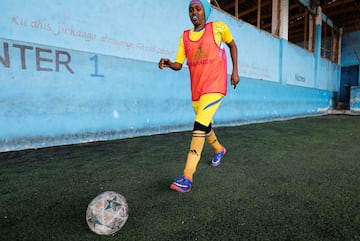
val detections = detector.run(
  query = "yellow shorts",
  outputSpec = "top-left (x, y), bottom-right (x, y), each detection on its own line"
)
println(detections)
top-left (192, 93), bottom-right (224, 127)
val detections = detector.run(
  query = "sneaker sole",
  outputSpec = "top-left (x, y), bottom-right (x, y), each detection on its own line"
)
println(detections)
top-left (170, 184), bottom-right (191, 193)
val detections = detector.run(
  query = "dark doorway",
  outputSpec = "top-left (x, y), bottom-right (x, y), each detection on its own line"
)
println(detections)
top-left (339, 65), bottom-right (359, 109)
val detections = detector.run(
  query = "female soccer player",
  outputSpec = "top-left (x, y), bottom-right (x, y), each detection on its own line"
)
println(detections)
top-left (158, 0), bottom-right (240, 192)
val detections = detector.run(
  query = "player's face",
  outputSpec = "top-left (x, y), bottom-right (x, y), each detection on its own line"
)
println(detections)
top-left (189, 2), bottom-right (205, 29)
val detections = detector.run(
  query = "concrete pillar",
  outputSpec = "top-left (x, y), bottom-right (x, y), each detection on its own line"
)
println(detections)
top-left (314, 6), bottom-right (322, 89)
top-left (279, 0), bottom-right (289, 40)
top-left (272, 0), bottom-right (279, 36)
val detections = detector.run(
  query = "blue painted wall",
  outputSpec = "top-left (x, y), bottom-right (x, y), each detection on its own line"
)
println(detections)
top-left (341, 31), bottom-right (360, 85)
top-left (0, 0), bottom-right (338, 152)
top-left (350, 87), bottom-right (360, 112)
top-left (342, 31), bottom-right (360, 66)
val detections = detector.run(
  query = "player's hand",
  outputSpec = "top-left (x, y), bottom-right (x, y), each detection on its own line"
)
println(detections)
top-left (158, 58), bottom-right (171, 69)
top-left (231, 72), bottom-right (240, 89)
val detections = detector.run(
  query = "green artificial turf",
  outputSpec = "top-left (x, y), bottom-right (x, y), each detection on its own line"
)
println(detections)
top-left (0, 115), bottom-right (359, 241)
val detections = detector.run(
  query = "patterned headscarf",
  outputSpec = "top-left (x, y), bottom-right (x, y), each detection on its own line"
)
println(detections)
top-left (189, 0), bottom-right (212, 22)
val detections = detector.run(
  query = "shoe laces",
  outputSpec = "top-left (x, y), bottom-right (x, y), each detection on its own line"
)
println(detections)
top-left (213, 149), bottom-right (224, 162)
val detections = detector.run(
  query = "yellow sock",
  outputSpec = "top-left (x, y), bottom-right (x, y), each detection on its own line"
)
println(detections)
top-left (183, 130), bottom-right (206, 180)
top-left (206, 129), bottom-right (223, 153)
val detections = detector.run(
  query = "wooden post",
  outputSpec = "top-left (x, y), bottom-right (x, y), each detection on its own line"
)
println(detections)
top-left (304, 9), bottom-right (308, 50)
top-left (234, 0), bottom-right (238, 18)
top-left (257, 0), bottom-right (261, 29)
top-left (322, 22), bottom-right (327, 58)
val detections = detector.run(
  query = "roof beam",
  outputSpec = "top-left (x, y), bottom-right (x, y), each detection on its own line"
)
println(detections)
top-left (321, 0), bottom-right (354, 9)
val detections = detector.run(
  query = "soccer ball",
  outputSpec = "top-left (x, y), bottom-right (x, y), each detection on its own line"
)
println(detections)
top-left (86, 191), bottom-right (128, 235)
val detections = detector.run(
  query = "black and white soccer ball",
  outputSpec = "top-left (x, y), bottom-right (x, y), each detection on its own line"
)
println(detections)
top-left (86, 191), bottom-right (128, 235)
